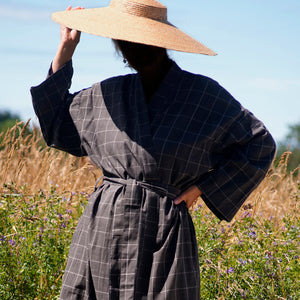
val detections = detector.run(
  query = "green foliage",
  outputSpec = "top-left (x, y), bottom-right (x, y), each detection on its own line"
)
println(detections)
top-left (0, 184), bottom-right (88, 300)
top-left (193, 187), bottom-right (300, 299)
top-left (0, 183), bottom-right (299, 299)
top-left (276, 122), bottom-right (300, 174)
top-left (0, 111), bottom-right (21, 132)
top-left (0, 111), bottom-right (32, 151)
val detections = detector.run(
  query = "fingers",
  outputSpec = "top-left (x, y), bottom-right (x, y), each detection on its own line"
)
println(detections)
top-left (174, 185), bottom-right (202, 209)
top-left (66, 6), bottom-right (85, 11)
top-left (63, 6), bottom-right (84, 35)
top-left (174, 196), bottom-right (184, 205)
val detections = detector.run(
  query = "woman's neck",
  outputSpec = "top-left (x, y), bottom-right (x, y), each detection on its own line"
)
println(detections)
top-left (139, 56), bottom-right (172, 103)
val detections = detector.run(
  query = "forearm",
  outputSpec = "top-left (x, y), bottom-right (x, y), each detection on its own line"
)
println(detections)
top-left (197, 126), bottom-right (276, 222)
top-left (51, 6), bottom-right (83, 74)
top-left (31, 61), bottom-right (86, 157)
top-left (52, 42), bottom-right (77, 73)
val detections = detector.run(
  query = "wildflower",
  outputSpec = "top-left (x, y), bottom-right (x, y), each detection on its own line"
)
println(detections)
top-left (238, 258), bottom-right (247, 265)
top-left (0, 236), bottom-right (5, 242)
top-left (294, 255), bottom-right (299, 260)
top-left (240, 289), bottom-right (248, 297)
top-left (226, 267), bottom-right (234, 274)
top-left (8, 239), bottom-right (15, 246)
top-left (57, 213), bottom-right (63, 219)
top-left (241, 211), bottom-right (251, 218)
top-left (249, 231), bottom-right (257, 238)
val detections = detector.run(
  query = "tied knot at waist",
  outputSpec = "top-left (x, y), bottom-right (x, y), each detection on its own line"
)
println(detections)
top-left (98, 176), bottom-right (181, 199)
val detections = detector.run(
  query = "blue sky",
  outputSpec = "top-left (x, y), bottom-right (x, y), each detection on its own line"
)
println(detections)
top-left (0, 0), bottom-right (299, 142)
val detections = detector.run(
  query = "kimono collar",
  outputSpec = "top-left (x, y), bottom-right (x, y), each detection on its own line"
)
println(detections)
top-left (135, 60), bottom-right (184, 106)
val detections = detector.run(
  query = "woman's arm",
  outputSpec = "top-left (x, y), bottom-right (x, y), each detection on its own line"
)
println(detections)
top-left (196, 107), bottom-right (276, 222)
top-left (30, 6), bottom-right (87, 157)
top-left (52, 6), bottom-right (83, 74)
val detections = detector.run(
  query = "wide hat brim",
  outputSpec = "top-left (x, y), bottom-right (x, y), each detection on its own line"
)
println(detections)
top-left (52, 6), bottom-right (217, 56)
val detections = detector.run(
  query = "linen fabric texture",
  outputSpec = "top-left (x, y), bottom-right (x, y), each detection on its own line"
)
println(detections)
top-left (30, 60), bottom-right (276, 299)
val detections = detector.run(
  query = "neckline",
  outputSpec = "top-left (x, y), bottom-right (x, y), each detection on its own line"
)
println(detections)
top-left (136, 60), bottom-right (182, 106)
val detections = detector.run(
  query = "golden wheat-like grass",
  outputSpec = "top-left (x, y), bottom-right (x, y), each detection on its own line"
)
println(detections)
top-left (0, 121), bottom-right (102, 195)
top-left (0, 122), bottom-right (299, 220)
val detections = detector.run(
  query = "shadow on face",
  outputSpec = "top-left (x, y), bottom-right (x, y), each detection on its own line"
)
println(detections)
top-left (113, 39), bottom-right (168, 72)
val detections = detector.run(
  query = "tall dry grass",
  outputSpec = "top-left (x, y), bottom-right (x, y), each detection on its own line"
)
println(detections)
top-left (0, 121), bottom-right (102, 195)
top-left (0, 122), bottom-right (299, 220)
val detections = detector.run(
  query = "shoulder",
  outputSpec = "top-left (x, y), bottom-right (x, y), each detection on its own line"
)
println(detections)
top-left (97, 73), bottom-right (136, 95)
top-left (178, 68), bottom-right (242, 114)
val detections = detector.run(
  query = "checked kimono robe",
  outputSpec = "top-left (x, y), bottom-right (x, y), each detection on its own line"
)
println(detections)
top-left (31, 60), bottom-right (275, 300)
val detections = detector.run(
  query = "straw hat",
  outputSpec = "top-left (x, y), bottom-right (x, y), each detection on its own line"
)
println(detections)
top-left (52, 0), bottom-right (216, 55)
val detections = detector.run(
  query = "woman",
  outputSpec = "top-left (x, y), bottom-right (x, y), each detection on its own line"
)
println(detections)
top-left (31, 1), bottom-right (276, 299)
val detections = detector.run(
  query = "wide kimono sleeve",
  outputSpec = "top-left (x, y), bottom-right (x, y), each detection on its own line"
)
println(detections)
top-left (196, 86), bottom-right (276, 222)
top-left (30, 60), bottom-right (87, 157)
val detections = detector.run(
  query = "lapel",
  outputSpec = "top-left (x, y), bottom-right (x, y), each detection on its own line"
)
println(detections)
top-left (130, 61), bottom-right (184, 155)
top-left (147, 62), bottom-right (183, 126)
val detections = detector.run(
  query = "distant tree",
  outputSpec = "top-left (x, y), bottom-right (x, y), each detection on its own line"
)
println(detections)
top-left (0, 111), bottom-right (32, 150)
top-left (276, 122), bottom-right (300, 173)
top-left (0, 110), bottom-right (21, 132)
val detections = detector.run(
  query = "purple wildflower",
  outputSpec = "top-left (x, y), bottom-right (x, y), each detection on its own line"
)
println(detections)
top-left (226, 267), bottom-right (234, 274)
top-left (8, 239), bottom-right (15, 246)
top-left (238, 258), bottom-right (247, 265)
top-left (0, 236), bottom-right (5, 242)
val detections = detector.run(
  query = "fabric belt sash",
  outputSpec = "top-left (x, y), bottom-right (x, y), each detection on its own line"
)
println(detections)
top-left (99, 176), bottom-right (181, 199)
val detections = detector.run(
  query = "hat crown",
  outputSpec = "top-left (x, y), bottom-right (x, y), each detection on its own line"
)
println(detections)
top-left (110, 0), bottom-right (167, 22)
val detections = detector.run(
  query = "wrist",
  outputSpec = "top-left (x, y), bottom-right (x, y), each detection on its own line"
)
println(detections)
top-left (52, 44), bottom-right (75, 73)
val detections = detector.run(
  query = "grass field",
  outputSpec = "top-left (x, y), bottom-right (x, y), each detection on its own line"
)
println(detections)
top-left (0, 123), bottom-right (299, 299)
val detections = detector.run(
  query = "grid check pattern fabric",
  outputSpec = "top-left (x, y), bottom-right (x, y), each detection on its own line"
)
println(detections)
top-left (31, 60), bottom-right (275, 299)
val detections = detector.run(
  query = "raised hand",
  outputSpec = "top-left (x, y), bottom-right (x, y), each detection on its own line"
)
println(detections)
top-left (52, 6), bottom-right (84, 74)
